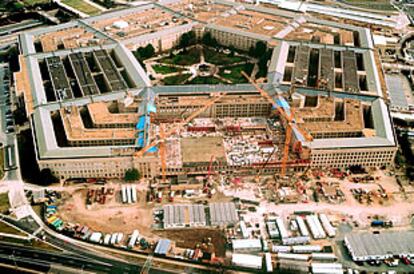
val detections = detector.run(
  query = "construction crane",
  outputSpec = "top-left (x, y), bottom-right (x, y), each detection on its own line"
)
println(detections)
top-left (241, 71), bottom-right (308, 177)
top-left (159, 123), bottom-right (167, 182)
top-left (133, 93), bottom-right (226, 159)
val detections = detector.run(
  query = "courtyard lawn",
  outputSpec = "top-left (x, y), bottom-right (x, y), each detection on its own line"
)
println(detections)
top-left (0, 192), bottom-right (10, 214)
top-left (188, 76), bottom-right (223, 85)
top-left (61, 0), bottom-right (101, 15)
top-left (159, 48), bottom-right (200, 66)
top-left (22, 0), bottom-right (50, 6)
top-left (219, 63), bottom-right (254, 84)
top-left (152, 65), bottom-right (183, 75)
top-left (343, 0), bottom-right (395, 11)
top-left (204, 48), bottom-right (247, 65)
top-left (163, 74), bottom-right (190, 85)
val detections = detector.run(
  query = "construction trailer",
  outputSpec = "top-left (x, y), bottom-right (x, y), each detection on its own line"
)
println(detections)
top-left (232, 253), bottom-right (263, 270)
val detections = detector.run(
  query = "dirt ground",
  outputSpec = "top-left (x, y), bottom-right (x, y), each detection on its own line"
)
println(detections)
top-left (154, 228), bottom-right (227, 257)
top-left (57, 183), bottom-right (155, 237)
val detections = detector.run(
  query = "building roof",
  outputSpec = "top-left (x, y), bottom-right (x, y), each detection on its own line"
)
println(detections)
top-left (345, 231), bottom-right (414, 259)
top-left (155, 239), bottom-right (171, 255)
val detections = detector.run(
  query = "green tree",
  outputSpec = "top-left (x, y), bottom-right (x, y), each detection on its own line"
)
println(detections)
top-left (103, 0), bottom-right (114, 8)
top-left (254, 41), bottom-right (267, 58)
top-left (201, 32), bottom-right (218, 48)
top-left (6, 2), bottom-right (24, 12)
top-left (39, 169), bottom-right (59, 185)
top-left (179, 31), bottom-right (196, 49)
top-left (125, 168), bottom-right (141, 181)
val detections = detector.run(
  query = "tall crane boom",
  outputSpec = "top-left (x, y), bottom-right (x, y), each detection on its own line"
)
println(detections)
top-left (241, 71), bottom-right (297, 177)
top-left (133, 93), bottom-right (226, 158)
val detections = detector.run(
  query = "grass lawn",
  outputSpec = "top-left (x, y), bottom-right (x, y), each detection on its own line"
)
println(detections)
top-left (219, 63), bottom-right (254, 84)
top-left (160, 48), bottom-right (200, 66)
top-left (188, 76), bottom-right (223, 85)
top-left (0, 192), bottom-right (9, 214)
top-left (163, 74), bottom-right (190, 85)
top-left (204, 48), bottom-right (247, 65)
top-left (152, 65), bottom-right (183, 75)
top-left (22, 0), bottom-right (50, 6)
top-left (343, 0), bottom-right (395, 11)
top-left (61, 0), bottom-right (101, 15)
top-left (0, 222), bottom-right (25, 236)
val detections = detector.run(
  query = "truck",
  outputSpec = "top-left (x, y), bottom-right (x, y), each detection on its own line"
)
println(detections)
top-left (128, 230), bottom-right (140, 249)
top-left (169, 191), bottom-right (175, 202)
top-left (371, 220), bottom-right (393, 228)
top-left (157, 191), bottom-right (162, 203)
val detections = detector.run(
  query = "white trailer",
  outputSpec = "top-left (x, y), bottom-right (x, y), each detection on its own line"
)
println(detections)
top-left (319, 214), bottom-right (336, 238)
top-left (110, 233), bottom-right (118, 245)
top-left (240, 221), bottom-right (249, 239)
top-left (306, 215), bottom-right (320, 239)
top-left (103, 234), bottom-right (111, 245)
top-left (265, 252), bottom-right (273, 273)
top-left (116, 233), bottom-right (124, 244)
top-left (292, 245), bottom-right (322, 253)
top-left (128, 230), bottom-right (140, 249)
top-left (312, 215), bottom-right (327, 239)
top-left (277, 253), bottom-right (309, 261)
top-left (121, 186), bottom-right (127, 203)
top-left (311, 253), bottom-right (337, 261)
top-left (131, 185), bottom-right (137, 203)
top-left (232, 254), bottom-right (263, 270)
top-left (89, 232), bottom-right (102, 243)
top-left (296, 216), bottom-right (309, 237)
top-left (276, 217), bottom-right (288, 239)
top-left (272, 245), bottom-right (291, 253)
top-left (127, 185), bottom-right (132, 204)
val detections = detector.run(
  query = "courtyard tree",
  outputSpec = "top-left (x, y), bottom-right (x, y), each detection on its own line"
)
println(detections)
top-left (179, 31), bottom-right (197, 50)
top-left (201, 32), bottom-right (218, 48)
top-left (125, 168), bottom-right (141, 181)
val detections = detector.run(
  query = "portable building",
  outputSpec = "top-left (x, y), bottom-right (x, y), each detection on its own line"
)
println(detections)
top-left (131, 185), bottom-right (137, 203)
top-left (272, 245), bottom-right (291, 253)
top-left (240, 221), bottom-right (249, 239)
top-left (103, 234), bottom-right (111, 245)
top-left (292, 245), bottom-right (322, 253)
top-left (232, 253), bottom-right (263, 270)
top-left (232, 239), bottom-right (262, 252)
top-left (311, 253), bottom-right (337, 261)
top-left (121, 186), bottom-right (127, 203)
top-left (296, 216), bottom-right (309, 237)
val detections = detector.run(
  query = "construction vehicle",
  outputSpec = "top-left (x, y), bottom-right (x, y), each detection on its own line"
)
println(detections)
top-left (241, 71), bottom-right (312, 177)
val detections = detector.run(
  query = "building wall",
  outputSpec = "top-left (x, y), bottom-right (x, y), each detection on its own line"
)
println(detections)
top-left (207, 27), bottom-right (262, 51)
top-left (310, 146), bottom-right (396, 168)
top-left (39, 154), bottom-right (159, 180)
